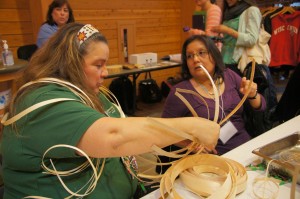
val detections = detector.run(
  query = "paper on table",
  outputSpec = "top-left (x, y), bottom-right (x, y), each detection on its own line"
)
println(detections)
top-left (169, 54), bottom-right (181, 63)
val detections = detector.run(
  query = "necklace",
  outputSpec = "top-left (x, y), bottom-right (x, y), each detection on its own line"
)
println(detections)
top-left (198, 79), bottom-right (220, 96)
top-left (199, 83), bottom-right (214, 95)
top-left (197, 78), bottom-right (226, 121)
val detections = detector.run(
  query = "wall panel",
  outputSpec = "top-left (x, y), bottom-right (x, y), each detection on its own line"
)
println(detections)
top-left (70, 0), bottom-right (180, 10)
top-left (0, 0), bottom-right (34, 58)
top-left (70, 0), bottom-right (183, 65)
top-left (0, 0), bottom-right (184, 63)
top-left (0, 0), bottom-right (29, 9)
top-left (0, 9), bottom-right (31, 21)
top-left (0, 22), bottom-right (33, 35)
top-left (1, 0), bottom-right (186, 91)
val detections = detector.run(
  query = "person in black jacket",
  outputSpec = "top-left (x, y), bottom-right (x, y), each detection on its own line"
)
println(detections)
top-left (274, 64), bottom-right (300, 123)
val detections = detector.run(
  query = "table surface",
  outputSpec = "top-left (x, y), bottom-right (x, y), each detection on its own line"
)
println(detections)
top-left (0, 60), bottom-right (179, 76)
top-left (106, 61), bottom-right (181, 79)
top-left (0, 59), bottom-right (28, 74)
top-left (142, 115), bottom-right (300, 199)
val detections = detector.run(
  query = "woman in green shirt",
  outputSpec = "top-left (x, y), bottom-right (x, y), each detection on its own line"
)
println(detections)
top-left (211, 0), bottom-right (261, 76)
top-left (1, 23), bottom-right (219, 198)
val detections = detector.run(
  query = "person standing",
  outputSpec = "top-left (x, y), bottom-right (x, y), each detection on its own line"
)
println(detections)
top-left (211, 0), bottom-right (261, 76)
top-left (36, 0), bottom-right (75, 48)
top-left (188, 0), bottom-right (222, 36)
top-left (188, 0), bottom-right (222, 50)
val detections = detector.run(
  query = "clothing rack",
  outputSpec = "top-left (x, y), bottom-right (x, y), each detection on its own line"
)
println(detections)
top-left (257, 0), bottom-right (300, 8)
top-left (280, 0), bottom-right (297, 6)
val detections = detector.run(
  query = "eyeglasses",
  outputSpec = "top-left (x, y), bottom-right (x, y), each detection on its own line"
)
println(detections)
top-left (186, 50), bottom-right (208, 60)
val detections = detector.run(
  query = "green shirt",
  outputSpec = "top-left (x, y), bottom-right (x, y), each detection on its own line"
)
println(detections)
top-left (1, 84), bottom-right (138, 198)
top-left (222, 16), bottom-right (240, 64)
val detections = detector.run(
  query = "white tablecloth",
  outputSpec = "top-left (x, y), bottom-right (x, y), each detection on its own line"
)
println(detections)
top-left (142, 115), bottom-right (300, 199)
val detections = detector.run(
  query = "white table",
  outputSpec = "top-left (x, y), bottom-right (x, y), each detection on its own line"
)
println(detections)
top-left (142, 115), bottom-right (300, 199)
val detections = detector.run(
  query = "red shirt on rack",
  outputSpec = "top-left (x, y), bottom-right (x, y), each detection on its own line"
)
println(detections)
top-left (269, 11), bottom-right (300, 67)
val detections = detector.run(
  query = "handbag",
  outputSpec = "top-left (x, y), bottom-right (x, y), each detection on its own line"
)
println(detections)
top-left (109, 76), bottom-right (135, 115)
top-left (242, 62), bottom-right (278, 138)
top-left (238, 9), bottom-right (271, 73)
top-left (138, 72), bottom-right (162, 103)
top-left (243, 62), bottom-right (268, 93)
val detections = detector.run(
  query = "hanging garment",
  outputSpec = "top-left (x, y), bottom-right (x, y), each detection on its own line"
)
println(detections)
top-left (269, 11), bottom-right (300, 67)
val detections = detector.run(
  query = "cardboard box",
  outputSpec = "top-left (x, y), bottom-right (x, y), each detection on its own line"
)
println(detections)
top-left (129, 52), bottom-right (157, 65)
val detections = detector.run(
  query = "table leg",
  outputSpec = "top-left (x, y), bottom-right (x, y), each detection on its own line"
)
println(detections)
top-left (131, 73), bottom-right (140, 115)
top-left (290, 166), bottom-right (299, 199)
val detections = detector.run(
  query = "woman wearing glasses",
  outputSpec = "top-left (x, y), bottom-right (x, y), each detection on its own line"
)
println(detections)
top-left (157, 35), bottom-right (265, 173)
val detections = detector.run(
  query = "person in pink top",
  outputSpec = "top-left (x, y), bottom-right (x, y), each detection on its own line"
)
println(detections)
top-left (188, 0), bottom-right (222, 50)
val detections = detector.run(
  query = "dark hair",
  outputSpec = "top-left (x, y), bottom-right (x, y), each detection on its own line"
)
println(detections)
top-left (242, 0), bottom-right (257, 6)
top-left (222, 0), bottom-right (257, 21)
top-left (223, 0), bottom-right (257, 10)
top-left (181, 35), bottom-right (225, 81)
top-left (46, 0), bottom-right (75, 25)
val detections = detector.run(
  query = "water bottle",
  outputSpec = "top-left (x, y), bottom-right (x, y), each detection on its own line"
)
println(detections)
top-left (2, 40), bottom-right (14, 66)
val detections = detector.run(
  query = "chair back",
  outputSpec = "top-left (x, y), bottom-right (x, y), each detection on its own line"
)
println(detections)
top-left (17, 44), bottom-right (38, 60)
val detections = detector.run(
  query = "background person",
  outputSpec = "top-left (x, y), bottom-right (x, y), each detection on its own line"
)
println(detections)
top-left (188, 0), bottom-right (222, 50)
top-left (157, 35), bottom-right (265, 173)
top-left (211, 0), bottom-right (261, 76)
top-left (212, 0), bottom-right (277, 138)
top-left (36, 0), bottom-right (75, 48)
top-left (1, 23), bottom-right (219, 198)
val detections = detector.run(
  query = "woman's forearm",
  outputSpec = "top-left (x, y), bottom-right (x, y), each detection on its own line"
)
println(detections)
top-left (226, 27), bottom-right (238, 38)
top-left (77, 117), bottom-right (219, 158)
top-left (248, 93), bottom-right (262, 109)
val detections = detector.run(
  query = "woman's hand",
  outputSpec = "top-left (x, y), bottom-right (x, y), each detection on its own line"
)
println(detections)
top-left (240, 77), bottom-right (262, 109)
top-left (175, 140), bottom-right (218, 154)
top-left (211, 25), bottom-right (229, 34)
top-left (211, 25), bottom-right (238, 38)
top-left (202, 147), bottom-right (218, 154)
top-left (239, 77), bottom-right (257, 97)
top-left (188, 28), bottom-right (206, 36)
top-left (187, 117), bottom-right (220, 150)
